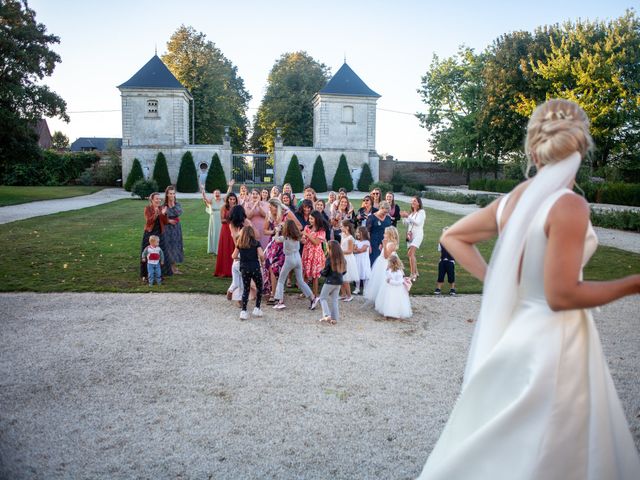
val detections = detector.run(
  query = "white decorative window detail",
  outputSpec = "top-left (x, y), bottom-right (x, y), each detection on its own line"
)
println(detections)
top-left (342, 105), bottom-right (354, 123)
top-left (146, 99), bottom-right (159, 117)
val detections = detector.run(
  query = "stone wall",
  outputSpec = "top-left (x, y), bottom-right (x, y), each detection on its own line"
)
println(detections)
top-left (274, 146), bottom-right (379, 189)
top-left (379, 159), bottom-right (500, 186)
top-left (122, 145), bottom-right (232, 185)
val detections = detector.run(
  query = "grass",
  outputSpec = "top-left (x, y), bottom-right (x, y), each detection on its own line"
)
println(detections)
top-left (0, 199), bottom-right (637, 295)
top-left (0, 186), bottom-right (105, 207)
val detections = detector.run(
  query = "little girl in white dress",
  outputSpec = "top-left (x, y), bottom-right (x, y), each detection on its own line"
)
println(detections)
top-left (375, 253), bottom-right (412, 319)
top-left (340, 220), bottom-right (358, 302)
top-left (353, 226), bottom-right (371, 295)
top-left (364, 226), bottom-right (399, 303)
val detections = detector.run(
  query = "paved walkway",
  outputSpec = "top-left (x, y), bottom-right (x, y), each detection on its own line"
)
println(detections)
top-left (0, 188), bottom-right (638, 253)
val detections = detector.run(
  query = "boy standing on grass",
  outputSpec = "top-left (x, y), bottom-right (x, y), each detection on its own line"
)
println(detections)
top-left (141, 235), bottom-right (165, 286)
top-left (435, 227), bottom-right (456, 296)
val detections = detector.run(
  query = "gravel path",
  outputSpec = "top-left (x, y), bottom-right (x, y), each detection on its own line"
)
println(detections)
top-left (1, 293), bottom-right (638, 479)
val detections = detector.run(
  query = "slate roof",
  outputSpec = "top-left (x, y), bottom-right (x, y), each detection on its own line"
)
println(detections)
top-left (118, 55), bottom-right (185, 90)
top-left (319, 62), bottom-right (380, 98)
top-left (70, 138), bottom-right (122, 152)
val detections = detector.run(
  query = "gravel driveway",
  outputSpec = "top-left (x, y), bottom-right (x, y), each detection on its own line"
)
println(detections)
top-left (1, 293), bottom-right (638, 479)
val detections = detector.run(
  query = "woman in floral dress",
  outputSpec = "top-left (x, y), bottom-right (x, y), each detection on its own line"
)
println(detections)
top-left (302, 210), bottom-right (328, 297)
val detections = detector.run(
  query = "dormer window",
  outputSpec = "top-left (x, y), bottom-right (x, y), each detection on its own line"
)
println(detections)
top-left (146, 99), bottom-right (159, 117)
top-left (342, 105), bottom-right (354, 124)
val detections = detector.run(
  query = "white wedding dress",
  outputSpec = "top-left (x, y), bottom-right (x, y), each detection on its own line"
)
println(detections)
top-left (418, 175), bottom-right (640, 478)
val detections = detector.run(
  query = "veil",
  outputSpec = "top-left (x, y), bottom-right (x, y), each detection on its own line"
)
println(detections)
top-left (462, 152), bottom-right (582, 387)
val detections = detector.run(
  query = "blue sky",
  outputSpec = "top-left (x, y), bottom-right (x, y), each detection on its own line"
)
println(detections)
top-left (30, 0), bottom-right (635, 160)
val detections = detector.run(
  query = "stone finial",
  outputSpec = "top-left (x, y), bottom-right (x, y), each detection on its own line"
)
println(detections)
top-left (223, 126), bottom-right (230, 147)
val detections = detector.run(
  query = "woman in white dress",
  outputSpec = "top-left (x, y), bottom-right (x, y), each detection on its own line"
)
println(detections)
top-left (363, 226), bottom-right (399, 304)
top-left (417, 99), bottom-right (640, 479)
top-left (400, 196), bottom-right (425, 281)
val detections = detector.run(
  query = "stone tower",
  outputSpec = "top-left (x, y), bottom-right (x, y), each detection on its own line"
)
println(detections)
top-left (313, 62), bottom-right (380, 151)
top-left (118, 55), bottom-right (192, 149)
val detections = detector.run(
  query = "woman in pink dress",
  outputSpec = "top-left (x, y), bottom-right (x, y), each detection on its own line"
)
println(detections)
top-left (302, 210), bottom-right (328, 297)
top-left (245, 189), bottom-right (270, 248)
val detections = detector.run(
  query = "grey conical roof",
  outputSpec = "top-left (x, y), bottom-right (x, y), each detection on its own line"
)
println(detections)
top-left (319, 62), bottom-right (380, 98)
top-left (118, 55), bottom-right (185, 89)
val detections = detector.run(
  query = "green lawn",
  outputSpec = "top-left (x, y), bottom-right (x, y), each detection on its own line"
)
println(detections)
top-left (0, 199), bottom-right (637, 294)
top-left (0, 186), bottom-right (105, 207)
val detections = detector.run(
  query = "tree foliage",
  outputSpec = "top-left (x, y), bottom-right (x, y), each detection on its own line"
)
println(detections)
top-left (163, 26), bottom-right (251, 151)
top-left (205, 153), bottom-right (227, 192)
top-left (310, 155), bottom-right (328, 192)
top-left (0, 0), bottom-right (68, 178)
top-left (332, 154), bottom-right (353, 191)
top-left (176, 151), bottom-right (198, 192)
top-left (283, 154), bottom-right (304, 193)
top-left (358, 162), bottom-right (374, 191)
top-left (252, 52), bottom-right (330, 152)
top-left (152, 152), bottom-right (171, 191)
top-left (417, 10), bottom-right (640, 182)
top-left (51, 131), bottom-right (69, 150)
top-left (125, 158), bottom-right (144, 191)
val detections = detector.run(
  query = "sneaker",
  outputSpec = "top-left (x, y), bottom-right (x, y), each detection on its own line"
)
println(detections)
top-left (342, 296), bottom-right (353, 302)
top-left (252, 307), bottom-right (263, 317)
top-left (273, 302), bottom-right (286, 310)
top-left (449, 289), bottom-right (457, 296)
top-left (434, 288), bottom-right (441, 295)
top-left (353, 288), bottom-right (360, 295)
top-left (239, 310), bottom-right (248, 320)
top-left (310, 296), bottom-right (320, 310)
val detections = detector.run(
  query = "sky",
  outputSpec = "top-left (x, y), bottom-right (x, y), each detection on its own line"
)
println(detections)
top-left (30, 0), bottom-right (635, 161)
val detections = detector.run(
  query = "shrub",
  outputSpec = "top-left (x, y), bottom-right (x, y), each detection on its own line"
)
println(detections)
top-left (91, 154), bottom-right (121, 186)
top-left (176, 151), bottom-right (199, 193)
top-left (390, 169), bottom-right (405, 192)
top-left (310, 155), bottom-right (328, 192)
top-left (469, 178), bottom-right (519, 193)
top-left (577, 182), bottom-right (640, 206)
top-left (332, 154), bottom-right (353, 191)
top-left (358, 163), bottom-right (374, 192)
top-left (124, 158), bottom-right (144, 191)
top-left (475, 194), bottom-right (495, 208)
top-left (78, 170), bottom-right (94, 186)
top-left (423, 190), bottom-right (477, 205)
top-left (153, 152), bottom-right (171, 191)
top-left (402, 185), bottom-right (420, 196)
top-left (370, 181), bottom-right (393, 195)
top-left (3, 151), bottom-right (100, 186)
top-left (205, 153), bottom-right (227, 192)
top-left (131, 179), bottom-right (159, 200)
top-left (590, 208), bottom-right (640, 232)
top-left (283, 154), bottom-right (304, 193)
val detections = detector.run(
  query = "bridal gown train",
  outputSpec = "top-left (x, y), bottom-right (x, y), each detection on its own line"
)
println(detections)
top-left (418, 189), bottom-right (640, 480)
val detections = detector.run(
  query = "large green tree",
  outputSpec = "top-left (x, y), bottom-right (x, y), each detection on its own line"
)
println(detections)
top-left (162, 26), bottom-right (251, 151)
top-left (0, 0), bottom-right (68, 178)
top-left (252, 52), bottom-right (330, 152)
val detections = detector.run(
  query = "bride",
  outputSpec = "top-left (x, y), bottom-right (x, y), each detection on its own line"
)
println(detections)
top-left (417, 99), bottom-right (640, 479)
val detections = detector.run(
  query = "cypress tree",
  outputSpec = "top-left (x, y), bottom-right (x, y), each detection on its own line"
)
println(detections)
top-left (310, 155), bottom-right (328, 193)
top-left (283, 154), bottom-right (304, 193)
top-left (124, 158), bottom-right (144, 191)
top-left (176, 151), bottom-right (199, 193)
top-left (152, 152), bottom-right (171, 191)
top-left (357, 162), bottom-right (374, 192)
top-left (205, 153), bottom-right (227, 192)
top-left (331, 154), bottom-right (353, 191)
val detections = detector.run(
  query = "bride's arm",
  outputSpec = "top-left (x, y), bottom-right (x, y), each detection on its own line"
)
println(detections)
top-left (544, 194), bottom-right (639, 311)
top-left (440, 199), bottom-right (501, 281)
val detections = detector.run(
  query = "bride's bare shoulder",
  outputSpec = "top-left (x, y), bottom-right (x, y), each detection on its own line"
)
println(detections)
top-left (547, 192), bottom-right (589, 233)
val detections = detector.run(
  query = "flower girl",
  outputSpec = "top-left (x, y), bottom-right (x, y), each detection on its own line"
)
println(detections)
top-left (353, 226), bottom-right (371, 295)
top-left (364, 226), bottom-right (399, 303)
top-left (340, 220), bottom-right (359, 302)
top-left (375, 253), bottom-right (412, 319)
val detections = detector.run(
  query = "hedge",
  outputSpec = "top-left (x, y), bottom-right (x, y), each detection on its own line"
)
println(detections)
top-left (2, 151), bottom-right (100, 186)
top-left (358, 163), bottom-right (374, 192)
top-left (124, 158), bottom-right (144, 191)
top-left (310, 155), bottom-right (328, 192)
top-left (579, 182), bottom-right (640, 207)
top-left (205, 153), bottom-right (228, 192)
top-left (469, 178), bottom-right (520, 193)
top-left (332, 154), bottom-right (353, 191)
top-left (153, 152), bottom-right (171, 191)
top-left (176, 151), bottom-right (199, 193)
top-left (283, 155), bottom-right (304, 193)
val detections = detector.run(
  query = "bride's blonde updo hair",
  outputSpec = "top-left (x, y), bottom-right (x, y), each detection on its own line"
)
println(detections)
top-left (524, 99), bottom-right (593, 176)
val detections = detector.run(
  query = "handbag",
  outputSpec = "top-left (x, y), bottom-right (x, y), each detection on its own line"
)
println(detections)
top-left (403, 276), bottom-right (413, 292)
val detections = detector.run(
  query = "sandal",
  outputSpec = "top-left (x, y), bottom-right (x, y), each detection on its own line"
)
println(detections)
top-left (266, 297), bottom-right (277, 305)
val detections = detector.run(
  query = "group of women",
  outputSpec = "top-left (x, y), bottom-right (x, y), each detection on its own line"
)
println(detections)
top-left (139, 185), bottom-right (184, 282)
top-left (201, 181), bottom-right (428, 303)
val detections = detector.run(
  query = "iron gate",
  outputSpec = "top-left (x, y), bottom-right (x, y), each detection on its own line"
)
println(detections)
top-left (231, 153), bottom-right (275, 187)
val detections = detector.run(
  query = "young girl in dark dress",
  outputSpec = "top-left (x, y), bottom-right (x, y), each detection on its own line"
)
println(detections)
top-left (233, 226), bottom-right (264, 321)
